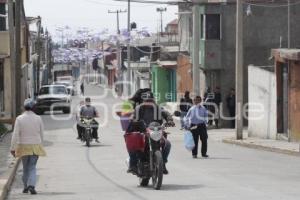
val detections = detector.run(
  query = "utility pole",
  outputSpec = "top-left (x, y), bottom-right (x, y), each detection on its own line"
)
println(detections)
top-left (36, 16), bottom-right (42, 93)
top-left (108, 9), bottom-right (127, 34)
top-left (56, 27), bottom-right (64, 48)
top-left (192, 2), bottom-right (200, 96)
top-left (15, 0), bottom-right (22, 115)
top-left (127, 0), bottom-right (131, 96)
top-left (45, 29), bottom-right (52, 84)
top-left (8, 0), bottom-right (16, 118)
top-left (149, 44), bottom-right (153, 89)
top-left (287, 0), bottom-right (291, 48)
top-left (156, 7), bottom-right (167, 34)
top-left (235, 0), bottom-right (244, 140)
top-left (101, 40), bottom-right (105, 85)
top-left (108, 9), bottom-right (127, 92)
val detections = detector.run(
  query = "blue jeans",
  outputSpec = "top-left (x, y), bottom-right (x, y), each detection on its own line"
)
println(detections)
top-left (22, 155), bottom-right (39, 188)
top-left (180, 112), bottom-right (187, 128)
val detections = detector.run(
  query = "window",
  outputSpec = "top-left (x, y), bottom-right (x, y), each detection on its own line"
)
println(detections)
top-left (0, 3), bottom-right (6, 31)
top-left (39, 86), bottom-right (67, 95)
top-left (201, 14), bottom-right (221, 40)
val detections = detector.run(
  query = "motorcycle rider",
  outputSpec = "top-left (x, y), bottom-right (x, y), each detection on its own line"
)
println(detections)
top-left (128, 91), bottom-right (174, 175)
top-left (80, 97), bottom-right (100, 143)
top-left (76, 100), bottom-right (85, 140)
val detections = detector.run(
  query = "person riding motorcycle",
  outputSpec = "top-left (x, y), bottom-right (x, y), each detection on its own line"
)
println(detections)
top-left (128, 92), bottom-right (174, 174)
top-left (80, 97), bottom-right (100, 143)
top-left (76, 100), bottom-right (85, 140)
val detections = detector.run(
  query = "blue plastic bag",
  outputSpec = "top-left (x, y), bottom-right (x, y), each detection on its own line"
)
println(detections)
top-left (184, 130), bottom-right (195, 151)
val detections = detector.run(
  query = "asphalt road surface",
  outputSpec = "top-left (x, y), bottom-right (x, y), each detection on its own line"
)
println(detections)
top-left (7, 85), bottom-right (300, 200)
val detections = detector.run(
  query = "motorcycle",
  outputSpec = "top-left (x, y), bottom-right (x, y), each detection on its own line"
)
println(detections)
top-left (125, 121), bottom-right (174, 190)
top-left (80, 117), bottom-right (96, 147)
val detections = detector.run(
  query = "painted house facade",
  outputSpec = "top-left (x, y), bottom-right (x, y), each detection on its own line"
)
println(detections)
top-left (178, 0), bottom-right (300, 127)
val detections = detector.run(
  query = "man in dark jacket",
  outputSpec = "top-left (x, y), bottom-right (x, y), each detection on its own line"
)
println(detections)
top-left (179, 91), bottom-right (193, 129)
top-left (226, 88), bottom-right (236, 128)
top-left (213, 87), bottom-right (222, 128)
top-left (80, 82), bottom-right (84, 95)
top-left (129, 92), bottom-right (174, 174)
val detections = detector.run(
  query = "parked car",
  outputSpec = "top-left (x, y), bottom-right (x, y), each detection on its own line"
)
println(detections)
top-left (56, 76), bottom-right (73, 84)
top-left (53, 81), bottom-right (75, 96)
top-left (35, 85), bottom-right (71, 115)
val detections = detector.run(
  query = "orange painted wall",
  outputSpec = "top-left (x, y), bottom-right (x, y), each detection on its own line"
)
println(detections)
top-left (177, 54), bottom-right (193, 96)
top-left (289, 61), bottom-right (300, 142)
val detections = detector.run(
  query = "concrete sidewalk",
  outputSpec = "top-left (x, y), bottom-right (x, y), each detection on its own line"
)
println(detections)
top-left (207, 129), bottom-right (300, 156)
top-left (0, 133), bottom-right (20, 200)
top-left (163, 102), bottom-right (300, 156)
top-left (223, 137), bottom-right (300, 156)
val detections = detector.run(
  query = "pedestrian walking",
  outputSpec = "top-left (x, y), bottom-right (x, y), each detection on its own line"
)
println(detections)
top-left (184, 96), bottom-right (209, 158)
top-left (179, 91), bottom-right (193, 129)
top-left (10, 99), bottom-right (46, 195)
top-left (226, 88), bottom-right (236, 128)
top-left (80, 82), bottom-right (84, 96)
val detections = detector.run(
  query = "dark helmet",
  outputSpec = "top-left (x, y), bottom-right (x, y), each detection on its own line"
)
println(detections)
top-left (141, 91), bottom-right (154, 102)
top-left (184, 91), bottom-right (190, 98)
top-left (85, 97), bottom-right (91, 102)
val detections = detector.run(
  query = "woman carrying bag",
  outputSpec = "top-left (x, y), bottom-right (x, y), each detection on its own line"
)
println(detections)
top-left (10, 99), bottom-right (46, 195)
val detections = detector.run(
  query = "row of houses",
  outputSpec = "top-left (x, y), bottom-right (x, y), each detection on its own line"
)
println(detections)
top-left (85, 0), bottom-right (300, 142)
top-left (179, 1), bottom-right (300, 142)
top-left (248, 49), bottom-right (300, 142)
top-left (0, 0), bottom-right (52, 121)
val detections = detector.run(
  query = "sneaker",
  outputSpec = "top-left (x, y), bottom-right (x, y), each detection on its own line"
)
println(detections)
top-left (22, 187), bottom-right (28, 193)
top-left (95, 139), bottom-right (100, 143)
top-left (202, 155), bottom-right (209, 158)
top-left (127, 167), bottom-right (137, 175)
top-left (192, 155), bottom-right (197, 159)
top-left (163, 164), bottom-right (169, 175)
top-left (28, 186), bottom-right (37, 195)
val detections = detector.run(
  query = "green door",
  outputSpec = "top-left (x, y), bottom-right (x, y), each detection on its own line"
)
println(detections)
top-left (152, 65), bottom-right (177, 104)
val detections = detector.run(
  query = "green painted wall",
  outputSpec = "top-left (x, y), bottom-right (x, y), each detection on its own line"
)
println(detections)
top-left (151, 65), bottom-right (177, 104)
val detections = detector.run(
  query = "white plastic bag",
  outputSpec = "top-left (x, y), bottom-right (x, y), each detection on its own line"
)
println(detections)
top-left (184, 130), bottom-right (195, 151)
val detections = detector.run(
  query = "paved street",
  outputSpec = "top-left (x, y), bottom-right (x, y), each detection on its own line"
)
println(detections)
top-left (7, 85), bottom-right (300, 200)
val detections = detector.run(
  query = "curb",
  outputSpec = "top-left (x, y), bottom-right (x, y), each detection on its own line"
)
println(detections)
top-left (223, 138), bottom-right (300, 157)
top-left (0, 158), bottom-right (20, 200)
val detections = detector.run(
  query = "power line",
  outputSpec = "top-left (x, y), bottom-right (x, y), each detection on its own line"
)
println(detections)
top-left (85, 0), bottom-right (154, 7)
top-left (113, 0), bottom-right (181, 5)
top-left (244, 1), bottom-right (300, 8)
top-left (108, 9), bottom-right (127, 34)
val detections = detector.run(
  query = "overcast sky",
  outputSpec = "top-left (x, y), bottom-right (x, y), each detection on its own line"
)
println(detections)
top-left (24, 0), bottom-right (178, 40)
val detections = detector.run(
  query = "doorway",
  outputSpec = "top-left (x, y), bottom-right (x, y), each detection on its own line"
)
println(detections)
top-left (277, 62), bottom-right (288, 135)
